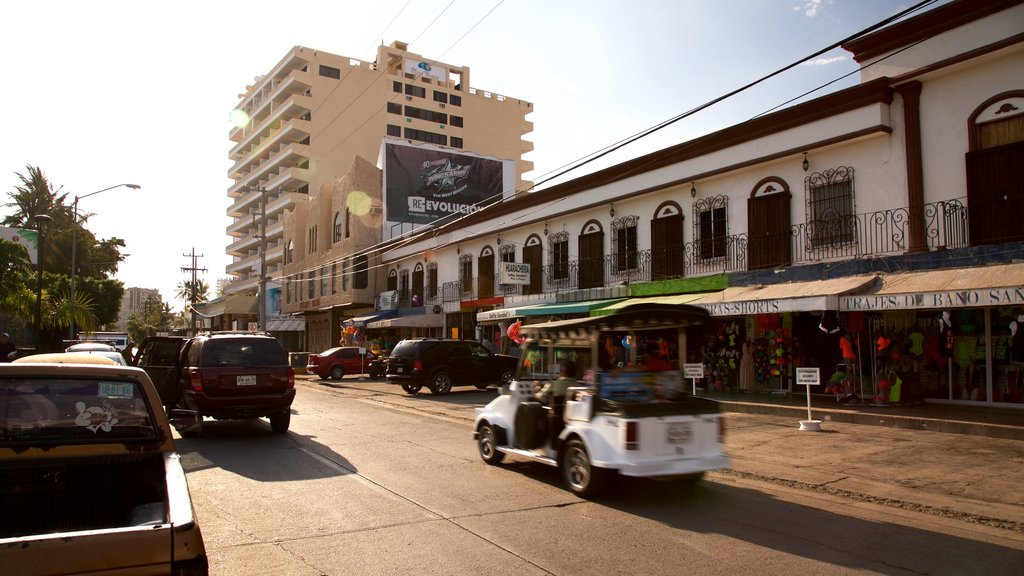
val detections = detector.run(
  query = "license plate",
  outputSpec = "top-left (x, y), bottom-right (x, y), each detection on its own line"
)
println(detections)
top-left (237, 375), bottom-right (257, 386)
top-left (396, 367), bottom-right (404, 373)
top-left (667, 422), bottom-right (692, 444)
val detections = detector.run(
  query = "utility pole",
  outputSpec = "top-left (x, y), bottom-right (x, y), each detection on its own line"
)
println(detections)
top-left (181, 249), bottom-right (206, 336)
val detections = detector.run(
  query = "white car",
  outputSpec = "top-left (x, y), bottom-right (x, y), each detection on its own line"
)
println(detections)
top-left (473, 304), bottom-right (730, 498)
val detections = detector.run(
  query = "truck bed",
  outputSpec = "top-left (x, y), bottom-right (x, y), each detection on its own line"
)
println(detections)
top-left (0, 452), bottom-right (167, 538)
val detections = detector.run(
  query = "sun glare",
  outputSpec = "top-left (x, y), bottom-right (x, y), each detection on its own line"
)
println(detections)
top-left (229, 109), bottom-right (250, 128)
top-left (347, 191), bottom-right (372, 215)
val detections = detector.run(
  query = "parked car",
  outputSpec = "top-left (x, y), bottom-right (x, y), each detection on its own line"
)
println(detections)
top-left (0, 353), bottom-right (207, 574)
top-left (65, 341), bottom-right (118, 353)
top-left (386, 338), bottom-right (517, 395)
top-left (135, 332), bottom-right (295, 434)
top-left (307, 346), bottom-right (377, 380)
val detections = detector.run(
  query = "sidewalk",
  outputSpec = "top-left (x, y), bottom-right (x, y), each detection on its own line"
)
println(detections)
top-left (699, 389), bottom-right (1024, 440)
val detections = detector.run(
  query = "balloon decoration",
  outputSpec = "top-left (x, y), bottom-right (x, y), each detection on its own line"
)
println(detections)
top-left (507, 320), bottom-right (523, 344)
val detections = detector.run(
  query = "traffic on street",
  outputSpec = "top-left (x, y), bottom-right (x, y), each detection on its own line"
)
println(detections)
top-left (173, 374), bottom-right (1024, 576)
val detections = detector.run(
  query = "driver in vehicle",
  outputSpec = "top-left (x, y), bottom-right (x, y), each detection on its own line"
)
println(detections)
top-left (536, 360), bottom-right (576, 405)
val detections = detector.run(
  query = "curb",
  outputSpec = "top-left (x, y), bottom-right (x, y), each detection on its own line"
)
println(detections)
top-left (715, 399), bottom-right (1024, 441)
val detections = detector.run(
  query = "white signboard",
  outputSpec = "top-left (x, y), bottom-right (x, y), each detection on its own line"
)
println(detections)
top-left (796, 367), bottom-right (820, 386)
top-left (683, 363), bottom-right (705, 379)
top-left (499, 262), bottom-right (530, 285)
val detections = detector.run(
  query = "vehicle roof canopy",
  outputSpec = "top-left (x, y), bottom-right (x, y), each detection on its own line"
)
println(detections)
top-left (518, 303), bottom-right (711, 344)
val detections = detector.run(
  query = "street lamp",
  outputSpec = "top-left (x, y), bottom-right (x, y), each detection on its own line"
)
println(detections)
top-left (32, 214), bottom-right (53, 352)
top-left (70, 183), bottom-right (141, 339)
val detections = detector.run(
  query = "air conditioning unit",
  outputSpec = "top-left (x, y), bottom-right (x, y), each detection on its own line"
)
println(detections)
top-left (439, 103), bottom-right (446, 108)
top-left (405, 95), bottom-right (413, 101)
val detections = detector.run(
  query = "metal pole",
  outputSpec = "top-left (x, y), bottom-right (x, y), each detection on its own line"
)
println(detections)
top-left (70, 196), bottom-right (78, 340)
top-left (259, 187), bottom-right (267, 332)
top-left (32, 214), bottom-right (52, 352)
top-left (69, 184), bottom-right (141, 340)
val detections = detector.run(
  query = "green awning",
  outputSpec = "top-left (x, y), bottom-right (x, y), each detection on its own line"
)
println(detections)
top-left (590, 292), bottom-right (713, 316)
top-left (519, 298), bottom-right (625, 317)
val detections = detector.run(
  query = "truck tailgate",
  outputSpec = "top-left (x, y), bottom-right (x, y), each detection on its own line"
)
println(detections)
top-left (0, 526), bottom-right (172, 575)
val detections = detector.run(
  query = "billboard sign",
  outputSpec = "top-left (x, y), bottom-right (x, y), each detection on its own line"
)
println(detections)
top-left (403, 59), bottom-right (447, 83)
top-left (383, 141), bottom-right (511, 236)
top-left (0, 226), bottom-right (39, 264)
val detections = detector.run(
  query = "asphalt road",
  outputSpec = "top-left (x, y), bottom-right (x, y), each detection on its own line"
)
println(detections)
top-left (175, 376), bottom-right (1024, 575)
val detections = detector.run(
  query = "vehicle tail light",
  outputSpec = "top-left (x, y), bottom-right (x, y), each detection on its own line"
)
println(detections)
top-left (308, 356), bottom-right (319, 368)
top-left (718, 416), bottom-right (726, 443)
top-left (188, 369), bottom-right (202, 392)
top-left (287, 367), bottom-right (295, 388)
top-left (412, 360), bottom-right (423, 373)
top-left (625, 421), bottom-right (638, 451)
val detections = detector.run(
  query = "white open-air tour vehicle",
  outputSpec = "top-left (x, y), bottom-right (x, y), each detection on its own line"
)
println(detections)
top-left (473, 303), bottom-right (730, 497)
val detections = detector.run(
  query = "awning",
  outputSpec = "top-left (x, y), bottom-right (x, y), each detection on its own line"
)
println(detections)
top-left (692, 275), bottom-right (878, 316)
top-left (840, 263), bottom-right (1024, 311)
top-left (267, 317), bottom-right (306, 332)
top-left (518, 298), bottom-right (626, 317)
top-left (368, 309), bottom-right (444, 329)
top-left (476, 302), bottom-right (554, 323)
top-left (590, 292), bottom-right (712, 316)
top-left (344, 309), bottom-right (398, 327)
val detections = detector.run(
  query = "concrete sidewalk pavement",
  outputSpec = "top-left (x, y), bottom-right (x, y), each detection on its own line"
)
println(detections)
top-left (715, 412), bottom-right (1024, 536)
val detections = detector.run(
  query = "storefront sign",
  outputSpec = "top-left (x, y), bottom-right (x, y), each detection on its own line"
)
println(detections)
top-left (697, 300), bottom-right (782, 316)
top-left (841, 287), bottom-right (1024, 311)
top-left (499, 262), bottom-right (530, 285)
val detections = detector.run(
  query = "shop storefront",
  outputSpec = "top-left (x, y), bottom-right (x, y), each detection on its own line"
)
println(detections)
top-left (691, 276), bottom-right (879, 396)
top-left (840, 263), bottom-right (1024, 406)
top-left (367, 308), bottom-right (444, 342)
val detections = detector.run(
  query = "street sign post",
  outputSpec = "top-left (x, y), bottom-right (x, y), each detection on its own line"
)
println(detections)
top-left (795, 367), bottom-right (822, 431)
top-left (683, 363), bottom-right (704, 395)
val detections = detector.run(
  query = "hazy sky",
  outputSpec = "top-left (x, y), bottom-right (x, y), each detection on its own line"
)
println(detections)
top-left (0, 0), bottom-right (940, 310)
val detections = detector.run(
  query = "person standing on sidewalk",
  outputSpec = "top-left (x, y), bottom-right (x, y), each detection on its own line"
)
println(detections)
top-left (0, 333), bottom-right (16, 362)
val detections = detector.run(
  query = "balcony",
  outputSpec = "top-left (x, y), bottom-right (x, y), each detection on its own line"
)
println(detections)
top-left (440, 198), bottom-right (972, 301)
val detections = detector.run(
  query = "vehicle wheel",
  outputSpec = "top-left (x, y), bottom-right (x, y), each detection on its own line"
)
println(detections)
top-left (330, 366), bottom-right (344, 380)
top-left (561, 438), bottom-right (609, 498)
top-left (269, 410), bottom-right (291, 433)
top-left (498, 369), bottom-right (515, 387)
top-left (431, 372), bottom-right (453, 394)
top-left (401, 382), bottom-right (422, 394)
top-left (477, 423), bottom-right (506, 465)
top-left (369, 368), bottom-right (383, 379)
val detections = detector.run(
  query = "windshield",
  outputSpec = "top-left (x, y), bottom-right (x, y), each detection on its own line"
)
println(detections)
top-left (0, 377), bottom-right (158, 445)
top-left (518, 343), bottom-right (592, 383)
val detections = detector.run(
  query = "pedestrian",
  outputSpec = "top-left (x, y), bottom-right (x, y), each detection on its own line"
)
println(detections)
top-left (0, 333), bottom-right (16, 362)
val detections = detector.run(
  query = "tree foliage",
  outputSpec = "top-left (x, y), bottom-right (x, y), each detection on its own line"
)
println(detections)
top-left (2, 165), bottom-right (129, 351)
top-left (127, 296), bottom-right (176, 342)
top-left (176, 279), bottom-right (210, 304)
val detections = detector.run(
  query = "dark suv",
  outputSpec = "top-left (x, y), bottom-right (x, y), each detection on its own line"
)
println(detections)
top-left (135, 332), bottom-right (295, 434)
top-left (385, 338), bottom-right (517, 395)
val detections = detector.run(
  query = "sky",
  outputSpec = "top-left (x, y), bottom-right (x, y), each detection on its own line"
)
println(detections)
top-left (0, 0), bottom-right (943, 312)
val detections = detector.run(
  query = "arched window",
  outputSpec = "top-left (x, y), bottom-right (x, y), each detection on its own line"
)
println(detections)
top-left (333, 212), bottom-right (342, 243)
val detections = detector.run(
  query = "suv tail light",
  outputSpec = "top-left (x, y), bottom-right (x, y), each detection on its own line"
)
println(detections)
top-left (188, 368), bottom-right (202, 392)
top-left (625, 421), bottom-right (638, 451)
top-left (287, 367), bottom-right (295, 388)
top-left (412, 360), bottom-right (423, 373)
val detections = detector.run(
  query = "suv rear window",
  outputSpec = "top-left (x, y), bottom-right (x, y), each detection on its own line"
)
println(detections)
top-left (196, 339), bottom-right (286, 367)
top-left (390, 340), bottom-right (425, 358)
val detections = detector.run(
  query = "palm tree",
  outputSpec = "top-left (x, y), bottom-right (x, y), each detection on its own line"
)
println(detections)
top-left (2, 165), bottom-right (72, 228)
top-left (175, 279), bottom-right (210, 304)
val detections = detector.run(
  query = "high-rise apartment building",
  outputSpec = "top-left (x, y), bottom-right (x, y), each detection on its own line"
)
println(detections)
top-left (117, 287), bottom-right (160, 331)
top-left (224, 41), bottom-right (534, 328)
